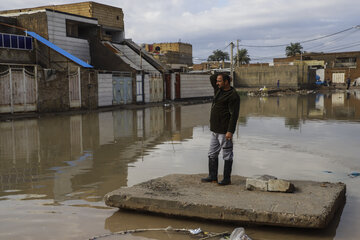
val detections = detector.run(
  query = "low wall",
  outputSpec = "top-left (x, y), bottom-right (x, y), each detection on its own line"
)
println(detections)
top-left (0, 49), bottom-right (34, 65)
top-left (234, 64), bottom-right (316, 88)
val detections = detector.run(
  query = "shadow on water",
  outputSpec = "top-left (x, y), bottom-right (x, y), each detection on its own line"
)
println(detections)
top-left (0, 90), bottom-right (360, 239)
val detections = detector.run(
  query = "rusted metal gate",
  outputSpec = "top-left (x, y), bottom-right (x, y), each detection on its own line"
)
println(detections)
top-left (0, 66), bottom-right (37, 113)
top-left (175, 73), bottom-right (181, 99)
top-left (69, 67), bottom-right (81, 108)
top-left (165, 73), bottom-right (171, 100)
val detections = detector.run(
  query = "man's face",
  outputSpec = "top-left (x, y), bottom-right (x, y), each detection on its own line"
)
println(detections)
top-left (216, 75), bottom-right (225, 89)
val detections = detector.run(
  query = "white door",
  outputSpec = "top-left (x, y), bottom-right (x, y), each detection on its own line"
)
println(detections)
top-left (69, 68), bottom-right (81, 108)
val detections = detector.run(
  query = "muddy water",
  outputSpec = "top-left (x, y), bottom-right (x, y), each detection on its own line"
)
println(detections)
top-left (0, 90), bottom-right (359, 240)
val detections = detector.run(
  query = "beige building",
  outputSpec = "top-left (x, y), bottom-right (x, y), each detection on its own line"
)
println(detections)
top-left (144, 42), bottom-right (193, 68)
top-left (0, 1), bottom-right (125, 43)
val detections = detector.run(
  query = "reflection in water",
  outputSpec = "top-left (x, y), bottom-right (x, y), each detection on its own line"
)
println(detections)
top-left (0, 91), bottom-right (359, 240)
top-left (0, 104), bottom-right (210, 200)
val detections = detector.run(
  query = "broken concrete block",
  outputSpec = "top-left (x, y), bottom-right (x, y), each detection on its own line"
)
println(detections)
top-left (246, 175), bottom-right (278, 191)
top-left (246, 178), bottom-right (268, 191)
top-left (268, 179), bottom-right (295, 193)
top-left (255, 175), bottom-right (277, 181)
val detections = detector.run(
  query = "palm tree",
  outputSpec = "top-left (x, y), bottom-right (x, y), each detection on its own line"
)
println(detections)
top-left (285, 42), bottom-right (303, 57)
top-left (208, 49), bottom-right (229, 61)
top-left (235, 48), bottom-right (250, 65)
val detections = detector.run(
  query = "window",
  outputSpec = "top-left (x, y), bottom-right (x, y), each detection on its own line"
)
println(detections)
top-left (18, 36), bottom-right (25, 49)
top-left (0, 33), bottom-right (32, 50)
top-left (11, 35), bottom-right (18, 48)
top-left (335, 57), bottom-right (357, 67)
top-left (66, 20), bottom-right (78, 38)
top-left (66, 20), bottom-right (93, 39)
top-left (3, 34), bottom-right (10, 47)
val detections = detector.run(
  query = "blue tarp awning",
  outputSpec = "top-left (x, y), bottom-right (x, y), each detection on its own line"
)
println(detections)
top-left (26, 31), bottom-right (93, 68)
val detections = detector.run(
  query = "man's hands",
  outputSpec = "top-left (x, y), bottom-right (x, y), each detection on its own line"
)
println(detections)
top-left (225, 132), bottom-right (233, 140)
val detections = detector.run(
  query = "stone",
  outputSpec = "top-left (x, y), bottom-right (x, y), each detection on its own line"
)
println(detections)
top-left (268, 179), bottom-right (295, 193)
top-left (245, 178), bottom-right (268, 191)
top-left (245, 175), bottom-right (277, 191)
top-left (255, 174), bottom-right (277, 181)
top-left (105, 174), bottom-right (346, 229)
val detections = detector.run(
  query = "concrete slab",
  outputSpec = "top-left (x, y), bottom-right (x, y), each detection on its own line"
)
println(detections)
top-left (104, 174), bottom-right (346, 228)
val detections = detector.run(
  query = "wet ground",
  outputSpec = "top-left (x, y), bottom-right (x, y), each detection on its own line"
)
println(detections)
top-left (0, 90), bottom-right (359, 240)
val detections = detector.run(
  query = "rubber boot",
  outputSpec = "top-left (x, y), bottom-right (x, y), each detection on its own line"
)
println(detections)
top-left (218, 160), bottom-right (233, 185)
top-left (201, 156), bottom-right (218, 183)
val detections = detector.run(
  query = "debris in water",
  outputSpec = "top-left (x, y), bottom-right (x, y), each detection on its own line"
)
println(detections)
top-left (228, 227), bottom-right (252, 240)
top-left (348, 172), bottom-right (360, 178)
top-left (189, 228), bottom-right (202, 235)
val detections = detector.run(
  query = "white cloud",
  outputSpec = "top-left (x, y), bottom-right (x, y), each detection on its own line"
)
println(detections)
top-left (1, 0), bottom-right (360, 62)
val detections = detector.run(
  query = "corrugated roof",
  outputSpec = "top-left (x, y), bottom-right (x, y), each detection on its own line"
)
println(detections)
top-left (26, 31), bottom-right (93, 68)
top-left (103, 42), bottom-right (141, 70)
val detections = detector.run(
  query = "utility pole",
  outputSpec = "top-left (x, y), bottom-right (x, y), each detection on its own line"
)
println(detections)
top-left (230, 42), bottom-right (234, 86)
top-left (236, 39), bottom-right (240, 67)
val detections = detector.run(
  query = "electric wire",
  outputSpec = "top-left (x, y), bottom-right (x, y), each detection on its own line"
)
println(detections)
top-left (304, 29), bottom-right (360, 52)
top-left (322, 41), bottom-right (360, 52)
top-left (239, 26), bottom-right (356, 48)
top-left (304, 29), bottom-right (358, 51)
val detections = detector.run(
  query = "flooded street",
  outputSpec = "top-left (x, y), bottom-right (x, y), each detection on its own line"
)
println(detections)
top-left (0, 90), bottom-right (359, 240)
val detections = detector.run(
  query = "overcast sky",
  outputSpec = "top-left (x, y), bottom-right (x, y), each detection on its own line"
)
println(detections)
top-left (2, 0), bottom-right (360, 63)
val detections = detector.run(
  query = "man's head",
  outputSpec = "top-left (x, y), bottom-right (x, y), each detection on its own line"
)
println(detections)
top-left (216, 73), bottom-right (231, 90)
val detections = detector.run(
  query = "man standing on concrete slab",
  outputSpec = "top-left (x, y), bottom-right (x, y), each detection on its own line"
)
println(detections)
top-left (201, 73), bottom-right (240, 185)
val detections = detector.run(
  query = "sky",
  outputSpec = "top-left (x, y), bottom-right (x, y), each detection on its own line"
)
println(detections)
top-left (1, 0), bottom-right (360, 63)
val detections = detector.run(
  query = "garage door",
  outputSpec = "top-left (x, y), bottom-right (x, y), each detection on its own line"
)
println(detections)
top-left (332, 73), bottom-right (345, 83)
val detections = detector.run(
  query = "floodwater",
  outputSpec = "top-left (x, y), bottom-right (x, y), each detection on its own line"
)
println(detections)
top-left (0, 90), bottom-right (359, 240)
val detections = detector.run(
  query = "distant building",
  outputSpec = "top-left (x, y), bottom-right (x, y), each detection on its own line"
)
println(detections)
top-left (274, 51), bottom-right (360, 84)
top-left (144, 42), bottom-right (192, 69)
top-left (192, 61), bottom-right (231, 71)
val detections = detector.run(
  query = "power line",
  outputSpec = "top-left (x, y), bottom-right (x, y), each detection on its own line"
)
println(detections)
top-left (304, 29), bottom-right (359, 52)
top-left (321, 41), bottom-right (360, 52)
top-left (304, 29), bottom-right (357, 51)
top-left (221, 43), bottom-right (231, 51)
top-left (239, 26), bottom-right (357, 48)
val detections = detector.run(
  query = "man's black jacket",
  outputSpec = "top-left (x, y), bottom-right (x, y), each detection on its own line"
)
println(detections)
top-left (209, 74), bottom-right (240, 134)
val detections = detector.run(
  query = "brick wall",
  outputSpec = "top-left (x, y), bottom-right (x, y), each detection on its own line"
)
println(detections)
top-left (37, 66), bottom-right (70, 112)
